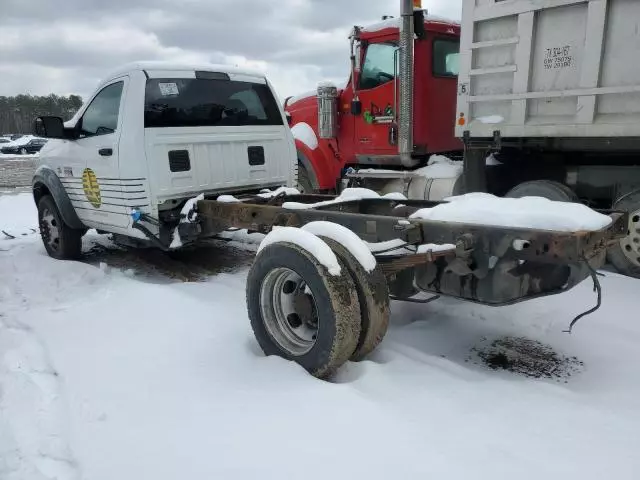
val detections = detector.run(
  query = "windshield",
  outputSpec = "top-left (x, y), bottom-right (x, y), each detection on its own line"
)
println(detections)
top-left (144, 78), bottom-right (283, 128)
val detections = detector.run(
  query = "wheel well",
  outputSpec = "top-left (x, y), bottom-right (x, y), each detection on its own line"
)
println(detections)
top-left (33, 182), bottom-right (50, 204)
top-left (297, 149), bottom-right (320, 189)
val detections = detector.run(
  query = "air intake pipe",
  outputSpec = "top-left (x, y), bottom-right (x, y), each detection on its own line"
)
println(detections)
top-left (398, 0), bottom-right (418, 167)
top-left (317, 82), bottom-right (338, 139)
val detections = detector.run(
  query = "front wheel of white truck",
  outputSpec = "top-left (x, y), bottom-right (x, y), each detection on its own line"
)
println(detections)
top-left (246, 241), bottom-right (361, 379)
top-left (37, 195), bottom-right (83, 260)
top-left (607, 191), bottom-right (640, 279)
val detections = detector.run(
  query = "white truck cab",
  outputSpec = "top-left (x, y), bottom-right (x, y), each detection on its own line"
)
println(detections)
top-left (32, 62), bottom-right (296, 259)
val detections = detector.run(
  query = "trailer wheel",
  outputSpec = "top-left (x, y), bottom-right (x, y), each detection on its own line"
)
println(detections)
top-left (505, 180), bottom-right (578, 202)
top-left (320, 238), bottom-right (390, 361)
top-left (607, 190), bottom-right (640, 279)
top-left (247, 242), bottom-right (361, 378)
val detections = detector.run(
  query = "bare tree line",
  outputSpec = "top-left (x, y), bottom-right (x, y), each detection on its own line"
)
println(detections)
top-left (0, 94), bottom-right (83, 135)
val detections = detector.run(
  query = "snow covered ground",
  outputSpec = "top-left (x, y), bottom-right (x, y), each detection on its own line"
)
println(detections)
top-left (1, 192), bottom-right (640, 480)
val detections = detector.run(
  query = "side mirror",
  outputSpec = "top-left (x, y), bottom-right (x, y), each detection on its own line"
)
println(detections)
top-left (34, 116), bottom-right (65, 139)
top-left (351, 99), bottom-right (362, 116)
top-left (414, 9), bottom-right (426, 39)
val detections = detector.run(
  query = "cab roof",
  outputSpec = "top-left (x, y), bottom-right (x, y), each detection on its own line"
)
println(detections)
top-left (102, 61), bottom-right (266, 83)
top-left (359, 14), bottom-right (460, 40)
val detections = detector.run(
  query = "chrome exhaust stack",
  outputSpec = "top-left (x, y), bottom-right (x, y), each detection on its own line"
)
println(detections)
top-left (398, 0), bottom-right (418, 168)
top-left (317, 83), bottom-right (339, 140)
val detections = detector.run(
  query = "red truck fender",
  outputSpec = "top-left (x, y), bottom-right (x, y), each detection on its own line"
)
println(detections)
top-left (294, 139), bottom-right (337, 191)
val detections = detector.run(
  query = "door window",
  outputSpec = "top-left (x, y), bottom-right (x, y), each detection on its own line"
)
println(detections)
top-left (433, 39), bottom-right (460, 77)
top-left (359, 42), bottom-right (398, 90)
top-left (80, 81), bottom-right (124, 137)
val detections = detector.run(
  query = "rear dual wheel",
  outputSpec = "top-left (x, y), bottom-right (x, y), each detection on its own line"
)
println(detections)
top-left (607, 191), bottom-right (640, 279)
top-left (247, 240), bottom-right (390, 379)
top-left (321, 238), bottom-right (390, 362)
top-left (506, 181), bottom-right (640, 279)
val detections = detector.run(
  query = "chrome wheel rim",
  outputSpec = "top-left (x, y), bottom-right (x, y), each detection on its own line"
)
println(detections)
top-left (260, 268), bottom-right (319, 356)
top-left (40, 208), bottom-right (61, 252)
top-left (620, 209), bottom-right (640, 267)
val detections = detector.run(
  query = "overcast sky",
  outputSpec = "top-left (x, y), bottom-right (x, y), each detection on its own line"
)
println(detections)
top-left (0, 0), bottom-right (461, 101)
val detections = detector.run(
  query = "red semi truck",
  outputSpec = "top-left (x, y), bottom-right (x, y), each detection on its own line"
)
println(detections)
top-left (285, 1), bottom-right (462, 194)
top-left (285, 0), bottom-right (640, 279)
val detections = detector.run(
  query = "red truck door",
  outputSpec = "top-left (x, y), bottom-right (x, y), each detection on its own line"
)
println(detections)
top-left (354, 40), bottom-right (399, 157)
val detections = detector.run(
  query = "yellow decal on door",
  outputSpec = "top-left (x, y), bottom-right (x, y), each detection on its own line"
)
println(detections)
top-left (82, 168), bottom-right (102, 208)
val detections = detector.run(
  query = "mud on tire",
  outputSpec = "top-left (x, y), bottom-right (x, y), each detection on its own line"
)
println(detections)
top-left (321, 238), bottom-right (390, 361)
top-left (246, 242), bottom-right (361, 379)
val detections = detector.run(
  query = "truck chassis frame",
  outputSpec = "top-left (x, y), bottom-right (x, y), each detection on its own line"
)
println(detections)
top-left (188, 193), bottom-right (628, 378)
top-left (196, 194), bottom-right (626, 305)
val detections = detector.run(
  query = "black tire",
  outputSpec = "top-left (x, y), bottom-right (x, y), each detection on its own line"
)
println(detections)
top-left (20, 147), bottom-right (28, 155)
top-left (607, 190), bottom-right (640, 279)
top-left (505, 180), bottom-right (578, 202)
top-left (247, 242), bottom-right (361, 379)
top-left (37, 195), bottom-right (83, 260)
top-left (321, 238), bottom-right (390, 361)
top-left (297, 162), bottom-right (314, 194)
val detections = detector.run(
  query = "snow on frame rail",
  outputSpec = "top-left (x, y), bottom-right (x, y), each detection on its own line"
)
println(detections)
top-left (198, 190), bottom-right (628, 268)
top-left (196, 191), bottom-right (628, 320)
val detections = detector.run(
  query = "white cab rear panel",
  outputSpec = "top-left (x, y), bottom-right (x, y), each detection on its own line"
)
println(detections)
top-left (145, 125), bottom-right (295, 202)
top-left (141, 69), bottom-right (295, 204)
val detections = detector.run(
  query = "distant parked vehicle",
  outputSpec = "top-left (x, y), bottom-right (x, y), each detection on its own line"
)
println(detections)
top-left (0, 138), bottom-right (11, 145)
top-left (1, 137), bottom-right (48, 155)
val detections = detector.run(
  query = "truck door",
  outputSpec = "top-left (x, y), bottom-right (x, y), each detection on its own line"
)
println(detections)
top-left (75, 78), bottom-right (129, 229)
top-left (354, 40), bottom-right (399, 158)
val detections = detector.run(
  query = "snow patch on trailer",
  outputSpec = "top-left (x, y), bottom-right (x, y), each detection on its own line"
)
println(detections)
top-left (366, 239), bottom-right (408, 254)
top-left (291, 123), bottom-right (319, 150)
top-left (283, 187), bottom-right (398, 210)
top-left (417, 243), bottom-right (456, 254)
top-left (258, 227), bottom-right (341, 276)
top-left (217, 195), bottom-right (241, 203)
top-left (410, 193), bottom-right (613, 232)
top-left (302, 221), bottom-right (376, 273)
top-left (258, 186), bottom-right (301, 199)
top-left (218, 228), bottom-right (265, 246)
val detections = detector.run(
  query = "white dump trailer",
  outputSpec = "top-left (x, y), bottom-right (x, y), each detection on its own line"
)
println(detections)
top-left (456, 0), bottom-right (640, 278)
